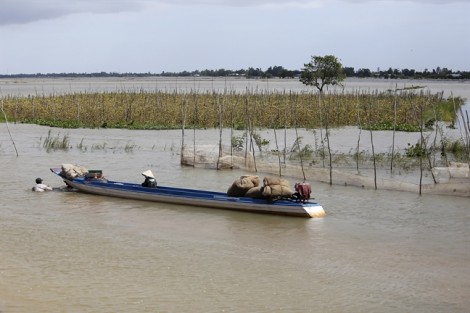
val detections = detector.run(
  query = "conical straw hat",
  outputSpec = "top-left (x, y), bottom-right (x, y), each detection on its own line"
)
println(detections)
top-left (141, 170), bottom-right (155, 179)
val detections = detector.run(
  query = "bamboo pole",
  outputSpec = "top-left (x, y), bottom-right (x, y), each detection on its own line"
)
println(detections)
top-left (32, 97), bottom-right (35, 121)
top-left (418, 98), bottom-right (424, 195)
top-left (292, 94), bottom-right (306, 182)
top-left (271, 95), bottom-right (282, 176)
top-left (408, 93), bottom-right (429, 193)
top-left (1, 100), bottom-right (19, 157)
top-left (435, 96), bottom-right (448, 165)
top-left (283, 94), bottom-right (287, 165)
top-left (422, 94), bottom-right (437, 184)
top-left (318, 92), bottom-right (325, 168)
top-left (249, 119), bottom-right (257, 172)
top-left (216, 94), bottom-right (224, 170)
top-left (244, 92), bottom-right (249, 166)
top-left (326, 95), bottom-right (332, 185)
top-left (249, 94), bottom-right (258, 172)
top-left (390, 83), bottom-right (397, 171)
top-left (355, 91), bottom-right (362, 172)
top-left (180, 96), bottom-right (188, 165)
top-left (191, 92), bottom-right (198, 167)
top-left (273, 127), bottom-right (282, 176)
top-left (229, 96), bottom-right (235, 168)
top-left (430, 91), bottom-right (444, 168)
top-left (271, 92), bottom-right (283, 166)
top-left (367, 94), bottom-right (377, 190)
top-left (77, 92), bottom-right (81, 125)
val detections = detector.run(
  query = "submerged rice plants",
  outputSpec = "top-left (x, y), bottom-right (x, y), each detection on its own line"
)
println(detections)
top-left (1, 89), bottom-right (464, 131)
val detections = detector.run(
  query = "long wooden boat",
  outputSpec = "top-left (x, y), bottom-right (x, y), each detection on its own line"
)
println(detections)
top-left (50, 168), bottom-right (325, 218)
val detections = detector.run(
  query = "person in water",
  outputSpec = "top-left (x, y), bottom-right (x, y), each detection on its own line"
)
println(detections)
top-left (32, 177), bottom-right (53, 192)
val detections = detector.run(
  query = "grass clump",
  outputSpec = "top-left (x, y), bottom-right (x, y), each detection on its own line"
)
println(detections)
top-left (41, 130), bottom-right (70, 152)
top-left (442, 139), bottom-right (469, 162)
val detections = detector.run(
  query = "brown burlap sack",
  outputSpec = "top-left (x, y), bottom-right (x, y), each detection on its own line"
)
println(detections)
top-left (263, 176), bottom-right (290, 187)
top-left (61, 164), bottom-right (88, 179)
top-left (244, 186), bottom-right (264, 198)
top-left (227, 184), bottom-right (246, 197)
top-left (239, 175), bottom-right (260, 187)
top-left (262, 185), bottom-right (293, 198)
top-left (227, 175), bottom-right (260, 197)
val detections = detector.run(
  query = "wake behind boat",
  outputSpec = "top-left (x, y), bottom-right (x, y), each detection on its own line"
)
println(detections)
top-left (50, 165), bottom-right (325, 218)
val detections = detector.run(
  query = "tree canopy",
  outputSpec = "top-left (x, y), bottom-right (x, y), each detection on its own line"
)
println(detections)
top-left (1, 62), bottom-right (469, 80)
top-left (299, 55), bottom-right (346, 93)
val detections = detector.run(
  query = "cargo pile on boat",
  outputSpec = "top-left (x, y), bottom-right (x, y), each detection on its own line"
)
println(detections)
top-left (227, 175), bottom-right (294, 199)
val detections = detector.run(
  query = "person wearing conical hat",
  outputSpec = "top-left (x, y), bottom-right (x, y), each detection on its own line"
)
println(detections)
top-left (141, 170), bottom-right (157, 188)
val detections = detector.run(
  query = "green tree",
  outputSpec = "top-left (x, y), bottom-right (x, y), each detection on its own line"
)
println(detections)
top-left (343, 66), bottom-right (355, 77)
top-left (246, 67), bottom-right (264, 78)
top-left (357, 68), bottom-right (371, 77)
top-left (299, 55), bottom-right (345, 93)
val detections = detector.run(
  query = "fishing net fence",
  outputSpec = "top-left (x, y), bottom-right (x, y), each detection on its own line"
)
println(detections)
top-left (180, 126), bottom-right (470, 196)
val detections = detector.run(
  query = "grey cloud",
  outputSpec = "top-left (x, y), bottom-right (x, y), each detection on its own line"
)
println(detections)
top-left (1, 0), bottom-right (468, 26)
top-left (340, 0), bottom-right (470, 3)
top-left (0, 0), bottom-right (146, 26)
top-left (166, 0), bottom-right (470, 5)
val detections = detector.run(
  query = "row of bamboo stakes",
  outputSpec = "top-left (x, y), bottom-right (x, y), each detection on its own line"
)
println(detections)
top-left (2, 87), bottom-right (470, 194)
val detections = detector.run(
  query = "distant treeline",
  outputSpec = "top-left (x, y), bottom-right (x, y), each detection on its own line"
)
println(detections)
top-left (1, 65), bottom-right (469, 80)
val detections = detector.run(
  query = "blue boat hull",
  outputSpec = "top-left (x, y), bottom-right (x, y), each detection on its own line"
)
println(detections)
top-left (51, 168), bottom-right (325, 218)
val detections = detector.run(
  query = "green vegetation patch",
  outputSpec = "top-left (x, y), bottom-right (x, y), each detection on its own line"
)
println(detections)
top-left (0, 91), bottom-right (465, 132)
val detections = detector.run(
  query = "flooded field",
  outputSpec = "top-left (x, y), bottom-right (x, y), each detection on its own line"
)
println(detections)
top-left (0, 78), bottom-right (469, 312)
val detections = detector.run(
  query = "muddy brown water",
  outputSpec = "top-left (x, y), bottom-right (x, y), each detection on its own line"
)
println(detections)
top-left (0, 78), bottom-right (469, 312)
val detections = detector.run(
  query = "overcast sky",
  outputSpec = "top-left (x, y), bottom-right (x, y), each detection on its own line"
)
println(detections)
top-left (0, 0), bottom-right (469, 74)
